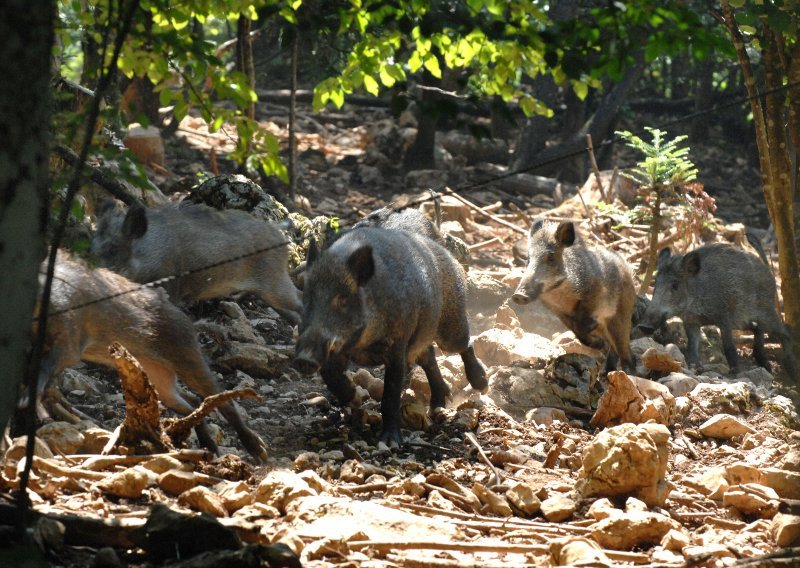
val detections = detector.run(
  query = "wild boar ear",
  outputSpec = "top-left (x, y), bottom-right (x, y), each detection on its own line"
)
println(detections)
top-left (555, 222), bottom-right (575, 246)
top-left (347, 245), bottom-right (375, 286)
top-left (306, 239), bottom-right (320, 266)
top-left (122, 205), bottom-right (148, 239)
top-left (530, 218), bottom-right (544, 234)
top-left (657, 247), bottom-right (672, 269)
top-left (683, 251), bottom-right (701, 275)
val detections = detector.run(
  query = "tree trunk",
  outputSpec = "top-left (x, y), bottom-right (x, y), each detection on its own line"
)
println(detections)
top-left (403, 70), bottom-right (441, 171)
top-left (288, 28), bottom-right (298, 201)
top-left (0, 1), bottom-right (53, 436)
top-left (511, 75), bottom-right (560, 170)
top-left (721, 1), bottom-right (800, 380)
top-left (236, 15), bottom-right (256, 121)
top-left (120, 76), bottom-right (161, 126)
top-left (690, 52), bottom-right (715, 143)
top-left (511, 0), bottom-right (579, 173)
top-left (511, 50), bottom-right (646, 181)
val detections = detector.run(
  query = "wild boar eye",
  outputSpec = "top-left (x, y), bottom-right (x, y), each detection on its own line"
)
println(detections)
top-left (546, 252), bottom-right (556, 264)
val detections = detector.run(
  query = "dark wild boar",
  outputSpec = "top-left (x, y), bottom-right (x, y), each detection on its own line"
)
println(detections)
top-left (91, 200), bottom-right (302, 322)
top-left (293, 227), bottom-right (487, 446)
top-left (512, 220), bottom-right (636, 371)
top-left (29, 251), bottom-right (268, 460)
top-left (638, 244), bottom-right (796, 376)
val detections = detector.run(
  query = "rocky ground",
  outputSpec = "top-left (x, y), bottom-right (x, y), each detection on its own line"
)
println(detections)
top-left (2, 101), bottom-right (799, 567)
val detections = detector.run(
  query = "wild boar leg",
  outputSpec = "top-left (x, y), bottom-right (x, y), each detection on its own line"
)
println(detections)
top-left (684, 323), bottom-right (703, 369)
top-left (139, 359), bottom-right (218, 453)
top-left (719, 323), bottom-right (740, 373)
top-left (381, 344), bottom-right (407, 447)
top-left (416, 345), bottom-right (450, 410)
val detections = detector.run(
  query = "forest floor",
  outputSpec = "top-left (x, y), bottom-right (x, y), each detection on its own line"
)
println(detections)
top-left (2, 100), bottom-right (799, 567)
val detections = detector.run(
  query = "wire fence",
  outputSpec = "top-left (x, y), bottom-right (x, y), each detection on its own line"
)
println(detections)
top-left (46, 79), bottom-right (800, 317)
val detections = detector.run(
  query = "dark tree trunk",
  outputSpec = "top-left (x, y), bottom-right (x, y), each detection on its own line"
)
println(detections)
top-left (511, 0), bottom-right (579, 174)
top-left (0, 1), bottom-right (53, 434)
top-left (490, 96), bottom-right (515, 141)
top-left (403, 70), bottom-right (441, 171)
top-left (511, 75), bottom-right (560, 170)
top-left (121, 76), bottom-right (161, 126)
top-left (512, 50), bottom-right (646, 182)
top-left (236, 15), bottom-right (256, 121)
top-left (690, 52), bottom-right (715, 143)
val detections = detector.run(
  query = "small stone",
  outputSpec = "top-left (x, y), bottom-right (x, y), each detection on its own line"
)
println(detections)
top-left (540, 494), bottom-right (577, 522)
top-left (682, 544), bottom-right (736, 560)
top-left (722, 483), bottom-right (780, 517)
top-left (427, 489), bottom-right (461, 512)
top-left (505, 482), bottom-right (541, 516)
top-left (401, 400), bottom-right (431, 431)
top-left (549, 537), bottom-right (609, 565)
top-left (61, 368), bottom-right (102, 396)
top-left (339, 459), bottom-right (366, 483)
top-left (699, 414), bottom-right (756, 439)
top-left (97, 467), bottom-right (150, 498)
top-left (293, 451), bottom-right (321, 472)
top-left (590, 511), bottom-right (683, 550)
top-left (641, 347), bottom-right (682, 373)
top-left (297, 470), bottom-right (335, 495)
top-left (660, 529), bottom-right (691, 551)
top-left (761, 468), bottom-right (800, 500)
top-left (779, 449), bottom-right (800, 472)
top-left (351, 369), bottom-right (384, 401)
top-left (724, 463), bottom-right (762, 486)
top-left (4, 436), bottom-right (54, 463)
top-left (216, 342), bottom-right (287, 377)
top-left (692, 467), bottom-right (729, 500)
top-left (625, 497), bottom-right (648, 513)
top-left (178, 486), bottom-right (228, 517)
top-left (215, 480), bottom-right (253, 513)
top-left (142, 455), bottom-right (186, 475)
top-left (578, 423), bottom-right (672, 506)
top-left (78, 428), bottom-right (113, 454)
top-left (590, 372), bottom-right (674, 427)
top-left (254, 470), bottom-right (316, 513)
top-left (772, 513), bottom-right (800, 547)
top-left (525, 407), bottom-right (568, 426)
top-left (658, 372), bottom-right (699, 397)
top-left (453, 408), bottom-right (480, 431)
top-left (587, 498), bottom-right (619, 521)
top-left (158, 470), bottom-right (198, 496)
top-left (472, 483), bottom-right (513, 517)
top-left (36, 422), bottom-right (85, 455)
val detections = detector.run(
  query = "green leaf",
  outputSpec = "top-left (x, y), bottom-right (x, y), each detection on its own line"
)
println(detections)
top-left (423, 54), bottom-right (441, 78)
top-left (572, 81), bottom-right (589, 101)
top-left (408, 51), bottom-right (423, 73)
top-left (363, 74), bottom-right (380, 96)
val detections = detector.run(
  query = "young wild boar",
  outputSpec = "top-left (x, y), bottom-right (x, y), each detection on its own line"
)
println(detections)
top-left (91, 200), bottom-right (302, 323)
top-left (30, 251), bottom-right (268, 460)
top-left (512, 220), bottom-right (636, 371)
top-left (638, 244), bottom-right (796, 376)
top-left (293, 227), bottom-right (487, 446)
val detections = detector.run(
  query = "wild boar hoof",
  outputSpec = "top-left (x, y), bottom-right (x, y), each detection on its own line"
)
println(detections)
top-left (511, 292), bottom-right (531, 305)
top-left (293, 356), bottom-right (321, 375)
top-left (379, 428), bottom-right (402, 449)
